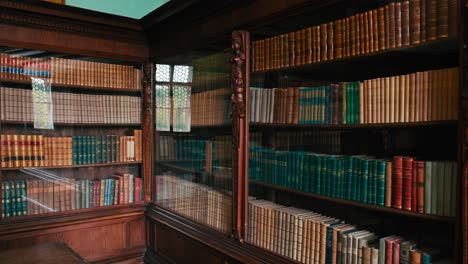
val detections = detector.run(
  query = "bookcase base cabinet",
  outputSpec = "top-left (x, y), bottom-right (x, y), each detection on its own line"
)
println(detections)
top-left (0, 209), bottom-right (145, 263)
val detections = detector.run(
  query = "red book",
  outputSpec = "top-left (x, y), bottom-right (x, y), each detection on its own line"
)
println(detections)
top-left (402, 157), bottom-right (414, 211)
top-left (412, 162), bottom-right (418, 212)
top-left (392, 156), bottom-right (404, 209)
top-left (134, 177), bottom-right (141, 202)
top-left (392, 241), bottom-right (402, 264)
top-left (94, 180), bottom-right (100, 208)
top-left (385, 237), bottom-right (402, 264)
top-left (416, 161), bottom-right (425, 213)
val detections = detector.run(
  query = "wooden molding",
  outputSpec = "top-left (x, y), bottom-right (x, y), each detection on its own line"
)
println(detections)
top-left (142, 62), bottom-right (154, 203)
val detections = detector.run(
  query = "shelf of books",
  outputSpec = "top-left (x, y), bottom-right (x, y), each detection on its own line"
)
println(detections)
top-left (0, 46), bottom-right (144, 221)
top-left (153, 50), bottom-right (234, 235)
top-left (247, 0), bottom-right (460, 263)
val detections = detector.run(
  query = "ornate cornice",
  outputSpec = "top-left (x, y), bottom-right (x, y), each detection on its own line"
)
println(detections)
top-left (0, 1), bottom-right (146, 44)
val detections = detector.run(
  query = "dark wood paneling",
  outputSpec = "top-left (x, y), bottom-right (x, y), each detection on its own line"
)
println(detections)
top-left (0, 211), bottom-right (145, 263)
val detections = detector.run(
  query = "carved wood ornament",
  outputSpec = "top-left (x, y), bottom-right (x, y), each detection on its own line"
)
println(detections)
top-left (230, 31), bottom-right (249, 242)
top-left (142, 62), bottom-right (153, 203)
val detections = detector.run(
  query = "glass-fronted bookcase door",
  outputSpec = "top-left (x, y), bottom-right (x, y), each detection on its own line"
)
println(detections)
top-left (152, 31), bottom-right (250, 238)
top-left (0, 46), bottom-right (144, 221)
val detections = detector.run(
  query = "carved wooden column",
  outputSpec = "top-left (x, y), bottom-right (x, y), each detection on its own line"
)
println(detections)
top-left (231, 30), bottom-right (249, 242)
top-left (142, 61), bottom-right (154, 203)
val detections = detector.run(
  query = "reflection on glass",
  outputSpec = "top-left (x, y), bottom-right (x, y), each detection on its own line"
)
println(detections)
top-left (155, 84), bottom-right (171, 131)
top-left (1, 168), bottom-right (143, 219)
top-left (154, 50), bottom-right (232, 234)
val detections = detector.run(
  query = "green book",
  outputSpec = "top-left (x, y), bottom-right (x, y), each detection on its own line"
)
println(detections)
top-left (329, 156), bottom-right (337, 197)
top-left (436, 162), bottom-right (445, 215)
top-left (4, 181), bottom-right (11, 218)
top-left (351, 157), bottom-right (360, 201)
top-left (367, 160), bottom-right (375, 204)
top-left (10, 181), bottom-right (18, 217)
top-left (360, 158), bottom-right (369, 203)
top-left (345, 156), bottom-right (353, 200)
top-left (443, 162), bottom-right (453, 217)
top-left (354, 82), bottom-right (360, 124)
top-left (107, 135), bottom-right (112, 163)
top-left (72, 136), bottom-right (79, 165)
top-left (376, 160), bottom-right (386, 206)
top-left (96, 135), bottom-right (102, 164)
top-left (424, 162), bottom-right (432, 214)
top-left (309, 154), bottom-right (317, 193)
top-left (1, 182), bottom-right (5, 219)
top-left (336, 158), bottom-right (344, 199)
top-left (317, 155), bottom-right (323, 194)
top-left (297, 152), bottom-right (304, 191)
top-left (20, 180), bottom-right (27, 216)
top-left (91, 136), bottom-right (97, 164)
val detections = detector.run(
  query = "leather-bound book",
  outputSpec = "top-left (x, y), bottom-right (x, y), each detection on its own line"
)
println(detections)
top-left (335, 20), bottom-right (343, 59)
top-left (265, 38), bottom-right (271, 70)
top-left (293, 87), bottom-right (300, 124)
top-left (416, 160), bottom-right (426, 213)
top-left (384, 5), bottom-right (391, 50)
top-left (432, 69), bottom-right (440, 121)
top-left (392, 241), bottom-right (401, 264)
top-left (327, 22), bottom-right (334, 60)
top-left (301, 29), bottom-right (307, 65)
top-left (402, 0), bottom-right (410, 46)
top-left (295, 30), bottom-right (302, 66)
top-left (409, 0), bottom-right (426, 44)
top-left (378, 7), bottom-right (386, 51)
top-left (427, 0), bottom-right (437, 40)
top-left (313, 25), bottom-right (319, 62)
top-left (307, 28), bottom-right (312, 64)
top-left (280, 35), bottom-right (285, 68)
top-left (283, 34), bottom-right (290, 68)
top-left (368, 11), bottom-right (375, 53)
top-left (371, 10), bottom-right (378, 52)
top-left (356, 13), bottom-right (362, 55)
top-left (288, 32), bottom-right (296, 66)
top-left (385, 77), bottom-right (391, 123)
top-left (392, 156), bottom-right (404, 209)
top-left (350, 16), bottom-right (356, 56)
top-left (402, 157), bottom-right (414, 211)
top-left (320, 24), bottom-right (328, 61)
top-left (344, 18), bottom-right (350, 57)
top-left (385, 237), bottom-right (402, 264)
top-left (389, 2), bottom-right (396, 49)
top-left (420, 0), bottom-right (427, 43)
top-left (409, 73), bottom-right (416, 122)
top-left (448, 0), bottom-right (458, 37)
top-left (395, 2), bottom-right (402, 48)
top-left (385, 160), bottom-right (393, 207)
top-left (437, 0), bottom-right (449, 38)
top-left (364, 11), bottom-right (371, 54)
top-left (412, 162), bottom-right (418, 212)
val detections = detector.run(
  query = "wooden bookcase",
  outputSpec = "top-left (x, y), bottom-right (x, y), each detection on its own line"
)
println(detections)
top-left (146, 1), bottom-right (468, 264)
top-left (0, 1), bottom-right (150, 262)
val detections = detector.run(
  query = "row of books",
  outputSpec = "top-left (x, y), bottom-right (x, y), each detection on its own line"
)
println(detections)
top-left (0, 54), bottom-right (142, 90)
top-left (1, 174), bottom-right (142, 218)
top-left (0, 130), bottom-right (142, 168)
top-left (249, 145), bottom-right (456, 217)
top-left (247, 198), bottom-right (449, 264)
top-left (155, 175), bottom-right (232, 234)
top-left (0, 54), bottom-right (50, 77)
top-left (249, 67), bottom-right (458, 125)
top-left (274, 131), bottom-right (342, 155)
top-left (158, 135), bottom-right (232, 170)
top-left (1, 87), bottom-right (141, 124)
top-left (252, 0), bottom-right (457, 71)
top-left (191, 88), bottom-right (231, 126)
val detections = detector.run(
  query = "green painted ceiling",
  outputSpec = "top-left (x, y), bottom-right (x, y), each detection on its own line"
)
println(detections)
top-left (66, 0), bottom-right (170, 19)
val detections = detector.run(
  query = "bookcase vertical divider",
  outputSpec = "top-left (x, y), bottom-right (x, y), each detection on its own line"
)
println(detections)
top-left (142, 62), bottom-right (153, 203)
top-left (231, 30), bottom-right (250, 242)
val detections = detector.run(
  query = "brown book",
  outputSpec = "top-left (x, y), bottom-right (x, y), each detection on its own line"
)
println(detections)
top-left (403, 74), bottom-right (410, 122)
top-left (448, 0), bottom-right (458, 37)
top-left (306, 28), bottom-right (312, 64)
top-left (344, 18), bottom-right (350, 57)
top-left (350, 16), bottom-right (356, 56)
top-left (385, 77), bottom-right (391, 123)
top-left (327, 22), bottom-right (334, 60)
top-left (433, 70), bottom-right (440, 120)
top-left (385, 161), bottom-right (393, 207)
top-left (427, 0), bottom-right (438, 40)
top-left (392, 156), bottom-right (404, 209)
top-left (284, 34), bottom-right (290, 68)
top-left (364, 11), bottom-right (370, 54)
top-left (265, 38), bottom-right (271, 70)
top-left (389, 2), bottom-right (396, 48)
top-left (378, 7), bottom-right (386, 51)
top-left (289, 32), bottom-right (295, 66)
top-left (320, 24), bottom-right (328, 61)
top-left (356, 13), bottom-right (361, 55)
top-left (395, 2), bottom-right (402, 48)
top-left (335, 20), bottom-right (343, 59)
top-left (315, 25), bottom-right (321, 62)
top-left (410, 73), bottom-right (416, 122)
top-left (437, 0), bottom-right (449, 38)
top-left (384, 5), bottom-right (391, 50)
top-left (295, 30), bottom-right (302, 66)
top-left (410, 0), bottom-right (421, 45)
top-left (301, 29), bottom-right (307, 65)
top-left (410, 249), bottom-right (422, 264)
top-left (293, 88), bottom-right (300, 124)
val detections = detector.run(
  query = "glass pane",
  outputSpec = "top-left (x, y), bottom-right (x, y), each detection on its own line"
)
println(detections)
top-left (155, 64), bottom-right (171, 82)
top-left (1, 47), bottom-right (143, 220)
top-left (154, 50), bottom-right (233, 235)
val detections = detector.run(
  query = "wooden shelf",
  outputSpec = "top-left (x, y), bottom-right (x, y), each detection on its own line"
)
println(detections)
top-left (1, 120), bottom-right (141, 127)
top-left (155, 160), bottom-right (203, 175)
top-left (1, 161), bottom-right (142, 171)
top-left (0, 77), bottom-right (142, 93)
top-left (249, 180), bottom-right (456, 223)
top-left (0, 201), bottom-right (145, 227)
top-left (251, 38), bottom-right (458, 80)
top-left (250, 120), bottom-right (458, 129)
